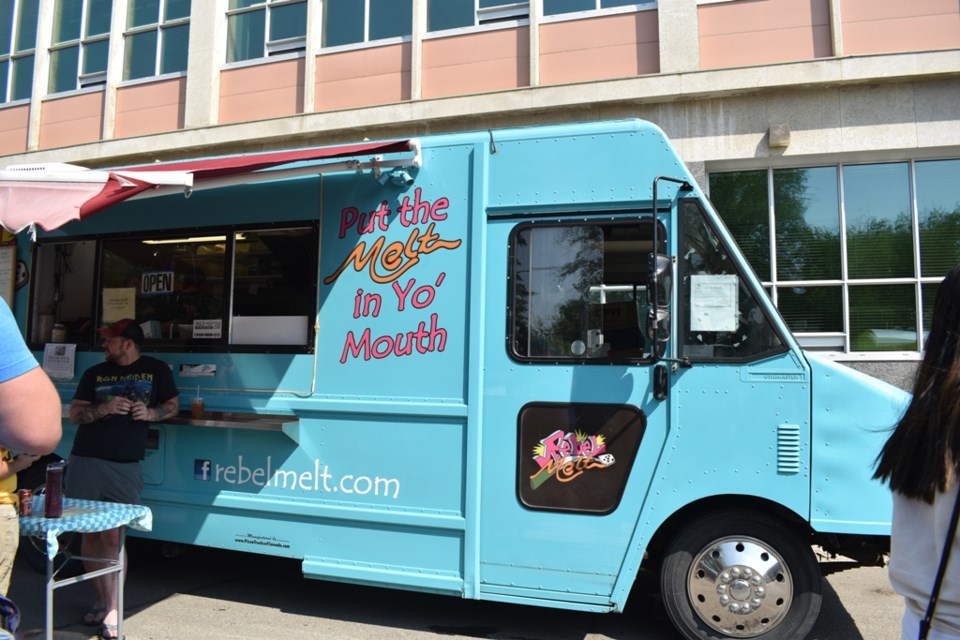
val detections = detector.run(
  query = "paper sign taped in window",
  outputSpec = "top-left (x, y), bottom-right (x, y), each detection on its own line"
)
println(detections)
top-left (102, 287), bottom-right (136, 323)
top-left (690, 274), bottom-right (738, 332)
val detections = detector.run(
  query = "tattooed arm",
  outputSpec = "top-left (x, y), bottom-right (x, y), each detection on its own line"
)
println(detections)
top-left (130, 397), bottom-right (179, 423)
top-left (70, 396), bottom-right (130, 425)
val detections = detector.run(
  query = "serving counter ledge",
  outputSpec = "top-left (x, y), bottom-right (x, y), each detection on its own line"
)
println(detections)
top-left (167, 410), bottom-right (299, 432)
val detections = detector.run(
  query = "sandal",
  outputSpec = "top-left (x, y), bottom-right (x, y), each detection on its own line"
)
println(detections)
top-left (99, 622), bottom-right (125, 640)
top-left (82, 606), bottom-right (106, 626)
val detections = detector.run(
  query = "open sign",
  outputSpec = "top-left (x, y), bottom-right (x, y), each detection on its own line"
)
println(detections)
top-left (142, 271), bottom-right (174, 295)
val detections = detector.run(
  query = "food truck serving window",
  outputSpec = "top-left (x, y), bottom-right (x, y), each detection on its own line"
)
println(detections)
top-left (28, 224), bottom-right (318, 351)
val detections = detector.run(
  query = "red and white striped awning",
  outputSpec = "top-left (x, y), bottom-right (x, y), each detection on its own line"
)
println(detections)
top-left (0, 139), bottom-right (418, 234)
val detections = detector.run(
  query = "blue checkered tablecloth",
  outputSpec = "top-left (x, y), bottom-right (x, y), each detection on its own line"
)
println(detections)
top-left (19, 497), bottom-right (152, 559)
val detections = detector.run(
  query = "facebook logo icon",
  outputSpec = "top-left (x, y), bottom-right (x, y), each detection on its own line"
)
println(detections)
top-left (194, 459), bottom-right (212, 481)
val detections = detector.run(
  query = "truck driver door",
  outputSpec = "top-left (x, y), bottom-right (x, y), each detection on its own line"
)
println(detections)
top-left (477, 216), bottom-right (670, 603)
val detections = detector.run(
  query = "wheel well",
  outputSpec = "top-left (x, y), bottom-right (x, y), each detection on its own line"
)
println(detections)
top-left (642, 495), bottom-right (813, 572)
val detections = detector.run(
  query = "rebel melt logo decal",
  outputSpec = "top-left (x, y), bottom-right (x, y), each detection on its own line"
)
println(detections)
top-left (518, 403), bottom-right (646, 514)
top-left (530, 430), bottom-right (615, 489)
top-left (323, 187), bottom-right (462, 364)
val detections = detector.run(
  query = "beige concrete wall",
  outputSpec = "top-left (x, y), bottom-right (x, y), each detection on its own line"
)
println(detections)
top-left (699, 0), bottom-right (833, 69)
top-left (647, 77), bottom-right (960, 165)
top-left (540, 11), bottom-right (659, 84)
top-left (0, 104), bottom-right (29, 156)
top-left (315, 43), bottom-right (411, 112)
top-left (38, 92), bottom-right (105, 150)
top-left (219, 58), bottom-right (304, 125)
top-left (114, 78), bottom-right (187, 139)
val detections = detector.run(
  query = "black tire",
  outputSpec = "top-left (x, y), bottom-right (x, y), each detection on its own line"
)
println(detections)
top-left (16, 455), bottom-right (82, 576)
top-left (659, 509), bottom-right (822, 640)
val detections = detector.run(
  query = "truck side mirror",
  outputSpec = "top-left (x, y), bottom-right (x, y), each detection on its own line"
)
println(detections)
top-left (646, 253), bottom-right (673, 360)
top-left (648, 308), bottom-right (671, 345)
top-left (646, 253), bottom-right (673, 310)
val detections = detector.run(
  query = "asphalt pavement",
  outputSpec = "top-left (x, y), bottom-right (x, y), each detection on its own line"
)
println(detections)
top-left (6, 539), bottom-right (903, 640)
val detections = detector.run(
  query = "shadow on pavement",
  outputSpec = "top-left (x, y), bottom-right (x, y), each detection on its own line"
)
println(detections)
top-left (6, 540), bottom-right (869, 640)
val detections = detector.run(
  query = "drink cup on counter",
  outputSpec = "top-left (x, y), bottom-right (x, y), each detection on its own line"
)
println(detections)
top-left (191, 397), bottom-right (205, 419)
top-left (44, 462), bottom-right (65, 518)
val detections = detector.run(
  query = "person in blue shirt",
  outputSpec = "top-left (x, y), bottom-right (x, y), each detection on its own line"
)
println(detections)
top-left (0, 301), bottom-right (63, 638)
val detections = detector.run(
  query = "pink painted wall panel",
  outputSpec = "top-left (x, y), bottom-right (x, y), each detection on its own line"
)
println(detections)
top-left (699, 0), bottom-right (832, 69)
top-left (841, 0), bottom-right (960, 54)
top-left (841, 0), bottom-right (958, 22)
top-left (316, 43), bottom-right (411, 111)
top-left (0, 105), bottom-right (29, 155)
top-left (114, 77), bottom-right (186, 138)
top-left (422, 28), bottom-right (529, 99)
top-left (220, 58), bottom-right (304, 124)
top-left (38, 92), bottom-right (104, 149)
top-left (541, 11), bottom-right (659, 84)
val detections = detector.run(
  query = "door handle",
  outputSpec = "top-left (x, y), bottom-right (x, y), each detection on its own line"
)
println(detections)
top-left (654, 363), bottom-right (669, 400)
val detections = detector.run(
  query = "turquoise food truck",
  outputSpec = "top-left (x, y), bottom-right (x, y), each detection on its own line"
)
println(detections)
top-left (1, 119), bottom-right (906, 640)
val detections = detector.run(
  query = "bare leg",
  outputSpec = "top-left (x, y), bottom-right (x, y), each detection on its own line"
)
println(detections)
top-left (82, 528), bottom-right (124, 635)
top-left (80, 533), bottom-right (106, 618)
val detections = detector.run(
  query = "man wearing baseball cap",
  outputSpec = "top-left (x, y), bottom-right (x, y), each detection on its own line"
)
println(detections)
top-left (68, 318), bottom-right (179, 639)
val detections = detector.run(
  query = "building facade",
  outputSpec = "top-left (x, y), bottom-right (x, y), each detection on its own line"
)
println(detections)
top-left (2, 0), bottom-right (959, 388)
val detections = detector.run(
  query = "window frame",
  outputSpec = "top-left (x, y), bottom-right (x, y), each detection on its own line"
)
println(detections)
top-left (427, 0), bottom-right (530, 35)
top-left (706, 158), bottom-right (960, 359)
top-left (506, 216), bottom-right (665, 365)
top-left (540, 0), bottom-right (655, 23)
top-left (320, 0), bottom-right (414, 51)
top-left (48, 0), bottom-right (111, 93)
top-left (122, 0), bottom-right (191, 81)
top-left (0, 0), bottom-right (38, 103)
top-left (225, 0), bottom-right (306, 64)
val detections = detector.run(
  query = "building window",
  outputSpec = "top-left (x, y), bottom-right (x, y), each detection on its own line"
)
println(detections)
top-left (428, 0), bottom-right (529, 32)
top-left (226, 0), bottom-right (306, 63)
top-left (49, 0), bottom-right (112, 92)
top-left (0, 0), bottom-right (38, 102)
top-left (124, 0), bottom-right (190, 80)
top-left (709, 159), bottom-right (960, 354)
top-left (322, 0), bottom-right (412, 48)
top-left (543, 0), bottom-right (644, 16)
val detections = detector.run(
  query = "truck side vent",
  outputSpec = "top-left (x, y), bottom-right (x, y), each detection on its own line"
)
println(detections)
top-left (777, 423), bottom-right (801, 475)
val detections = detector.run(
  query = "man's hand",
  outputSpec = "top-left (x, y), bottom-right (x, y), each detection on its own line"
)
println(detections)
top-left (103, 396), bottom-right (133, 415)
top-left (129, 401), bottom-right (150, 421)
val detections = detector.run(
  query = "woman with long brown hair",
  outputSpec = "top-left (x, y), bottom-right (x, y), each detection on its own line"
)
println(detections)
top-left (876, 264), bottom-right (960, 639)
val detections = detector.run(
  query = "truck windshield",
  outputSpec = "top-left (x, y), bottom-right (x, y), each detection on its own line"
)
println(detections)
top-left (678, 199), bottom-right (786, 361)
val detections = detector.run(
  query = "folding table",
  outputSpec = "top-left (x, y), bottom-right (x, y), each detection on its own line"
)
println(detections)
top-left (19, 497), bottom-right (152, 640)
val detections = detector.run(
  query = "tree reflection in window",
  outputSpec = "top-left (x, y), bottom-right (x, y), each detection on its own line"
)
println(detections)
top-left (511, 221), bottom-right (652, 361)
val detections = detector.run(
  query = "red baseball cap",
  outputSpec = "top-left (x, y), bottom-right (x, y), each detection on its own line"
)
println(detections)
top-left (96, 318), bottom-right (144, 345)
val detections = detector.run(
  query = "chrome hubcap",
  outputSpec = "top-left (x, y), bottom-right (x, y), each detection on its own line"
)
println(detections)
top-left (687, 536), bottom-right (792, 637)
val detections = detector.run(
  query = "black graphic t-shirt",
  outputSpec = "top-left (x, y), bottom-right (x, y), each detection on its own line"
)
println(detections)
top-left (72, 356), bottom-right (178, 462)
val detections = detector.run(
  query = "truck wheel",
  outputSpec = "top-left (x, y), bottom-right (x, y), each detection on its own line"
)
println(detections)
top-left (660, 509), bottom-right (821, 640)
top-left (16, 455), bottom-right (81, 575)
